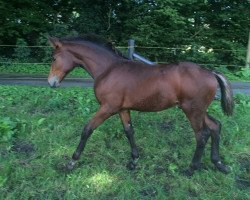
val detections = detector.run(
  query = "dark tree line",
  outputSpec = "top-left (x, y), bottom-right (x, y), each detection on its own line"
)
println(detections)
top-left (0, 0), bottom-right (249, 66)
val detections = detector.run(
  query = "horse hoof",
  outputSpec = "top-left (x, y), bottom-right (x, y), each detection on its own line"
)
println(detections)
top-left (182, 168), bottom-right (195, 177)
top-left (214, 161), bottom-right (230, 174)
top-left (126, 161), bottom-right (136, 170)
top-left (67, 160), bottom-right (77, 171)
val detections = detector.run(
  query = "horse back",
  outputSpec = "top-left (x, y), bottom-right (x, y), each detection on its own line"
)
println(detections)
top-left (94, 61), bottom-right (217, 112)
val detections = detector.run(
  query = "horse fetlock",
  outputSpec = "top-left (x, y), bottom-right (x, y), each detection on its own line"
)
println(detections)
top-left (72, 151), bottom-right (81, 160)
top-left (132, 149), bottom-right (139, 159)
top-left (127, 159), bottom-right (138, 170)
top-left (190, 162), bottom-right (202, 170)
top-left (211, 156), bottom-right (220, 164)
top-left (182, 167), bottom-right (195, 177)
top-left (213, 161), bottom-right (230, 174)
top-left (67, 160), bottom-right (77, 171)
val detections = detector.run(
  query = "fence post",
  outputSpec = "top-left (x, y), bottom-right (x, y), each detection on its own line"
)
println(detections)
top-left (128, 39), bottom-right (135, 60)
top-left (246, 32), bottom-right (250, 68)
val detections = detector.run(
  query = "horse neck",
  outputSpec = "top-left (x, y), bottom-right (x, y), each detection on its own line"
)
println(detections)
top-left (67, 44), bottom-right (121, 80)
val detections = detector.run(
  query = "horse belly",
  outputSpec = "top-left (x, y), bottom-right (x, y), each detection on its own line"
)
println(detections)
top-left (124, 91), bottom-right (177, 112)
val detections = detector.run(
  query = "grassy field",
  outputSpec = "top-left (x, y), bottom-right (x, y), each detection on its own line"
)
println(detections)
top-left (0, 85), bottom-right (250, 199)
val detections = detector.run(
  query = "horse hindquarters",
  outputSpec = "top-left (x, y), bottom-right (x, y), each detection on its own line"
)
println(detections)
top-left (179, 71), bottom-right (218, 174)
top-left (179, 72), bottom-right (231, 174)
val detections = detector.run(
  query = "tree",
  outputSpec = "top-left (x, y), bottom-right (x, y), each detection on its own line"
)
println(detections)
top-left (0, 0), bottom-right (249, 65)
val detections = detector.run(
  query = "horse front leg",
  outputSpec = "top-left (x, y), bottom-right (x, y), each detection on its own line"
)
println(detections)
top-left (67, 105), bottom-right (113, 171)
top-left (119, 110), bottom-right (139, 170)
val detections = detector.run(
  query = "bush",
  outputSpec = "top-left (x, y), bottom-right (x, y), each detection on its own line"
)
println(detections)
top-left (13, 38), bottom-right (31, 62)
top-left (236, 68), bottom-right (250, 81)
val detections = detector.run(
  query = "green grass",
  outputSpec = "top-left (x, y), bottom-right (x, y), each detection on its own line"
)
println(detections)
top-left (0, 63), bottom-right (91, 78)
top-left (0, 85), bottom-right (249, 199)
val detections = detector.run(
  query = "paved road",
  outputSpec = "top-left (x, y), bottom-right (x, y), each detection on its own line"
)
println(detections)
top-left (0, 74), bottom-right (93, 87)
top-left (0, 74), bottom-right (249, 95)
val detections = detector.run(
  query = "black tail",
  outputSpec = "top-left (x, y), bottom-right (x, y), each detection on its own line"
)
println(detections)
top-left (212, 71), bottom-right (234, 116)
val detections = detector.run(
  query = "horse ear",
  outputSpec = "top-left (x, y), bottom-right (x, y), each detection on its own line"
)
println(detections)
top-left (48, 37), bottom-right (62, 49)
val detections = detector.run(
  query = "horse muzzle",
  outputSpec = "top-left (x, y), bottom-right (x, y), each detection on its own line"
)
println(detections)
top-left (48, 76), bottom-right (60, 88)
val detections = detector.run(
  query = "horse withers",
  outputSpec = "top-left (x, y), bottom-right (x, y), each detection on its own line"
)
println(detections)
top-left (48, 36), bottom-right (234, 175)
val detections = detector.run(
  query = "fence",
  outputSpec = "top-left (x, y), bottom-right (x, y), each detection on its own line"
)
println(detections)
top-left (0, 40), bottom-right (248, 67)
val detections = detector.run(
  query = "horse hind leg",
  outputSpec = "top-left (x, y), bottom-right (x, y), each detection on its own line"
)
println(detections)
top-left (119, 110), bottom-right (139, 170)
top-left (205, 114), bottom-right (230, 173)
top-left (181, 105), bottom-right (210, 176)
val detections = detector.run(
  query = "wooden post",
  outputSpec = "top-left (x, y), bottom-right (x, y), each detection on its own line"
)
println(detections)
top-left (128, 39), bottom-right (135, 60)
top-left (246, 32), bottom-right (250, 68)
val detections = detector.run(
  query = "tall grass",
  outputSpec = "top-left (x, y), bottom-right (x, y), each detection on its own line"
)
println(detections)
top-left (0, 85), bottom-right (249, 199)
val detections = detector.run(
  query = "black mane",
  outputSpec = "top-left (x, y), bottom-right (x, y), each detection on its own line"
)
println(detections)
top-left (60, 35), bottom-right (127, 59)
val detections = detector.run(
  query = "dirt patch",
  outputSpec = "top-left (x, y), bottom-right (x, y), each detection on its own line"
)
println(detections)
top-left (12, 140), bottom-right (35, 156)
top-left (235, 176), bottom-right (250, 190)
top-left (159, 120), bottom-right (175, 132)
top-left (235, 154), bottom-right (250, 190)
top-left (238, 155), bottom-right (250, 172)
top-left (154, 165), bottom-right (165, 174)
top-left (148, 119), bottom-right (174, 132)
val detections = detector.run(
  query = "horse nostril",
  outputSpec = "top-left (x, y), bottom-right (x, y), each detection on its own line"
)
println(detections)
top-left (48, 76), bottom-right (60, 88)
top-left (50, 82), bottom-right (57, 88)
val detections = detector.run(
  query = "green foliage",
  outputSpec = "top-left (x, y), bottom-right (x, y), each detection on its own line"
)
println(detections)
top-left (0, 1), bottom-right (249, 66)
top-left (0, 85), bottom-right (249, 199)
top-left (0, 64), bottom-right (90, 78)
top-left (13, 38), bottom-right (31, 62)
top-left (213, 65), bottom-right (241, 80)
top-left (0, 63), bottom-right (49, 75)
top-left (234, 94), bottom-right (250, 112)
top-left (36, 33), bottom-right (53, 63)
top-left (236, 68), bottom-right (250, 81)
top-left (0, 117), bottom-right (16, 188)
top-left (0, 117), bottom-right (16, 144)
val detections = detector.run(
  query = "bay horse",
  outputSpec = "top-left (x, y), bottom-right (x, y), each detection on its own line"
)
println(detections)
top-left (48, 36), bottom-right (234, 175)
